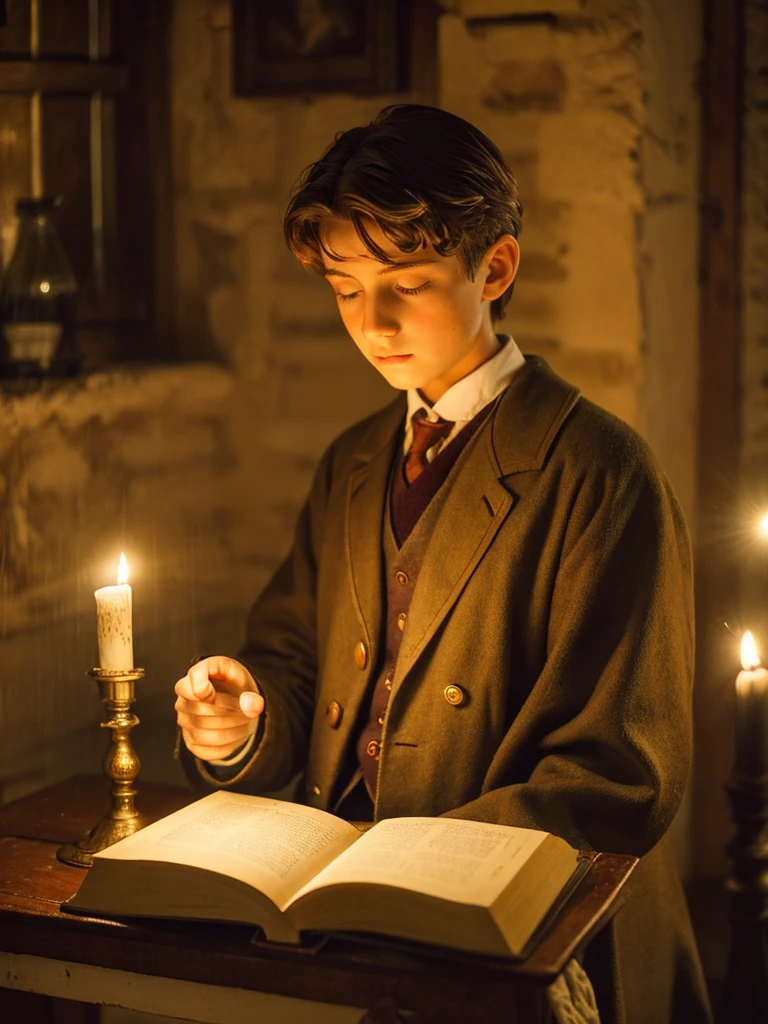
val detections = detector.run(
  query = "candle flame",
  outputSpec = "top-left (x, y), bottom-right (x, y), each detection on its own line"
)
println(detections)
top-left (741, 631), bottom-right (760, 670)
top-left (117, 552), bottom-right (129, 585)
top-left (759, 513), bottom-right (768, 538)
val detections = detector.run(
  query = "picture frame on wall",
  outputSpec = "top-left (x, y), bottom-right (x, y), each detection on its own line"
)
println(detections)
top-left (232, 0), bottom-right (409, 97)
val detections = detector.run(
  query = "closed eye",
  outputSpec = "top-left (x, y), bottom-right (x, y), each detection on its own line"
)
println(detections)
top-left (397, 283), bottom-right (431, 296)
top-left (335, 282), bottom-right (431, 302)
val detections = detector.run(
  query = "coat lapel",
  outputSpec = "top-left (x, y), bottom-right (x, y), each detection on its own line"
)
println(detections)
top-left (394, 442), bottom-right (513, 685)
top-left (395, 358), bottom-right (581, 686)
top-left (345, 396), bottom-right (406, 654)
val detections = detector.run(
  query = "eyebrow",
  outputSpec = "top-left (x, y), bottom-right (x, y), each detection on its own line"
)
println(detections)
top-left (323, 258), bottom-right (437, 279)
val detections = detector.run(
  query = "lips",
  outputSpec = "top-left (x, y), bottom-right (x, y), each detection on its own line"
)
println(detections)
top-left (374, 354), bottom-right (413, 365)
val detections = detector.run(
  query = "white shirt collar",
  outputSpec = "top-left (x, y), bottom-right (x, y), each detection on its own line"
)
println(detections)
top-left (406, 334), bottom-right (524, 425)
top-left (402, 335), bottom-right (524, 459)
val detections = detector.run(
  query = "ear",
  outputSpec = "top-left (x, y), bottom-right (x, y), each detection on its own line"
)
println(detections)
top-left (481, 235), bottom-right (520, 301)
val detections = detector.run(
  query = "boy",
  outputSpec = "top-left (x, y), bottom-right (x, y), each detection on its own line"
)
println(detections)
top-left (174, 105), bottom-right (711, 1023)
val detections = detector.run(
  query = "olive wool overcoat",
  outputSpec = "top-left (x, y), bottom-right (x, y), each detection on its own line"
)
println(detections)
top-left (187, 357), bottom-right (711, 1024)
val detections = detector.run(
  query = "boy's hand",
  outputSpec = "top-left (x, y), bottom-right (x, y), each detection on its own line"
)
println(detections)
top-left (174, 656), bottom-right (265, 762)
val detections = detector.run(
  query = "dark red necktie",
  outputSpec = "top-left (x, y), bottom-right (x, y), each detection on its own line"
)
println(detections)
top-left (404, 410), bottom-right (455, 485)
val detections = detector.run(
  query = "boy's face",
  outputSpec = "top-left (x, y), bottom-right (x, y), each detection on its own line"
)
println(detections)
top-left (320, 217), bottom-right (516, 404)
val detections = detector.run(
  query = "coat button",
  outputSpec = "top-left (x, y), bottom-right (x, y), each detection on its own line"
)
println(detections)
top-left (384, 677), bottom-right (393, 691)
top-left (325, 700), bottom-right (343, 728)
top-left (397, 612), bottom-right (407, 631)
top-left (395, 570), bottom-right (409, 586)
top-left (366, 739), bottom-right (380, 758)
top-left (444, 684), bottom-right (466, 707)
top-left (311, 785), bottom-right (321, 796)
top-left (354, 641), bottom-right (368, 670)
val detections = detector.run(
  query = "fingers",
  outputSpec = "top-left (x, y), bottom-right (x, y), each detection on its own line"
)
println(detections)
top-left (174, 656), bottom-right (262, 762)
top-left (179, 717), bottom-right (254, 747)
top-left (176, 704), bottom-right (255, 759)
top-left (174, 657), bottom-right (257, 704)
top-left (181, 721), bottom-right (256, 762)
top-left (176, 708), bottom-right (248, 731)
top-left (193, 656), bottom-right (256, 698)
top-left (175, 673), bottom-right (215, 704)
top-left (179, 677), bottom-right (259, 759)
top-left (174, 692), bottom-right (241, 716)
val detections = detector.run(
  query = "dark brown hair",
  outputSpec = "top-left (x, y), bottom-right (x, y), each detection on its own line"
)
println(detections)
top-left (283, 104), bottom-right (523, 321)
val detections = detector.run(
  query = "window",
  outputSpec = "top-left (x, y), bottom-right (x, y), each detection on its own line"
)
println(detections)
top-left (0, 0), bottom-right (174, 371)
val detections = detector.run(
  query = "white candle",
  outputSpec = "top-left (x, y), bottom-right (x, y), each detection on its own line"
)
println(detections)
top-left (95, 552), bottom-right (134, 670)
top-left (735, 631), bottom-right (768, 777)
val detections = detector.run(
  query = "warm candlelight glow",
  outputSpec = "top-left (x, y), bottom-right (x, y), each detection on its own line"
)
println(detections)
top-left (759, 512), bottom-right (768, 538)
top-left (117, 552), bottom-right (129, 585)
top-left (741, 631), bottom-right (760, 671)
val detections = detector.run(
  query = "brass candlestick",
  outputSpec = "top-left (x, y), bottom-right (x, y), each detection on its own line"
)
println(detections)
top-left (718, 771), bottom-right (768, 1023)
top-left (58, 666), bottom-right (146, 868)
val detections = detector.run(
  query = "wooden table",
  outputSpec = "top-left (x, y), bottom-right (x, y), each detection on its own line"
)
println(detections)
top-left (0, 775), bottom-right (636, 1024)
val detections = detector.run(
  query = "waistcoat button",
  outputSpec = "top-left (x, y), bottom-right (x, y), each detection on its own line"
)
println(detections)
top-left (366, 739), bottom-right (380, 758)
top-left (384, 677), bottom-right (393, 690)
top-left (395, 570), bottom-right (409, 586)
top-left (397, 612), bottom-right (407, 631)
top-left (354, 641), bottom-right (368, 670)
top-left (325, 700), bottom-right (343, 728)
top-left (444, 684), bottom-right (466, 706)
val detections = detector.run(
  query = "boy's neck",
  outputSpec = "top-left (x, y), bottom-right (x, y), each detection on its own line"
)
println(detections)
top-left (419, 330), bottom-right (504, 406)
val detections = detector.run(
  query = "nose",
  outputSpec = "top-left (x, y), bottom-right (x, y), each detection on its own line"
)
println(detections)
top-left (361, 293), bottom-right (398, 340)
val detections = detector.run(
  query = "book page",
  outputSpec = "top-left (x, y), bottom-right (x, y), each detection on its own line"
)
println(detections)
top-left (96, 792), bottom-right (360, 910)
top-left (291, 817), bottom-right (549, 908)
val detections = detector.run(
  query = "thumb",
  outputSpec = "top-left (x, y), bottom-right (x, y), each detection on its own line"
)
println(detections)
top-left (239, 690), bottom-right (265, 718)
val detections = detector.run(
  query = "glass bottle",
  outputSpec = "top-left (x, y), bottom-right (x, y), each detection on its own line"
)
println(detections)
top-left (0, 196), bottom-right (78, 377)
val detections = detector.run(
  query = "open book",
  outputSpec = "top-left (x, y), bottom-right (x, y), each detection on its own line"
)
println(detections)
top-left (65, 791), bottom-right (585, 958)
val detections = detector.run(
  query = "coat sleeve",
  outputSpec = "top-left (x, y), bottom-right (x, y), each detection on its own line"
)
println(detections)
top-left (182, 442), bottom-right (335, 794)
top-left (442, 432), bottom-right (695, 857)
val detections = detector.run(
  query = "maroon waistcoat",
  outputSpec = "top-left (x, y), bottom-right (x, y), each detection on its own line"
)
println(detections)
top-left (346, 402), bottom-right (497, 807)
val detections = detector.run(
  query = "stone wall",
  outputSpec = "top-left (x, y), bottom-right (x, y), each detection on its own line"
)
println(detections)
top-left (637, 0), bottom-right (701, 526)
top-left (741, 0), bottom-right (768, 580)
top-left (637, 0), bottom-right (702, 874)
top-left (0, 367), bottom-right (241, 796)
top-left (0, 0), bottom-right (705, 876)
top-left (441, 5), bottom-right (645, 422)
top-left (442, 2), bottom-right (700, 523)
top-left (741, 1), bottom-right (768, 479)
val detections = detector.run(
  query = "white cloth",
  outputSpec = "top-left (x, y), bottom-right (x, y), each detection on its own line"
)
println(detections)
top-left (403, 333), bottom-right (524, 458)
top-left (548, 959), bottom-right (602, 1024)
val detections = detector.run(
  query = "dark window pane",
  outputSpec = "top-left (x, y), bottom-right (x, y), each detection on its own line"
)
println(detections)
top-left (39, 0), bottom-right (90, 58)
top-left (0, 95), bottom-right (32, 265)
top-left (0, 0), bottom-right (32, 57)
top-left (42, 95), bottom-right (92, 291)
